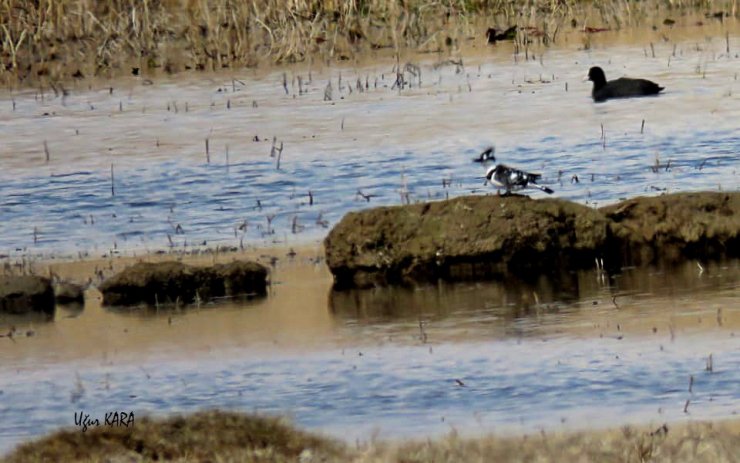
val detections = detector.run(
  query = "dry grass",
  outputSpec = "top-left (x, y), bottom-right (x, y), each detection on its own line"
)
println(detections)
top-left (361, 421), bottom-right (740, 462)
top-left (3, 411), bottom-right (740, 462)
top-left (3, 410), bottom-right (346, 463)
top-left (1, 0), bottom-right (737, 87)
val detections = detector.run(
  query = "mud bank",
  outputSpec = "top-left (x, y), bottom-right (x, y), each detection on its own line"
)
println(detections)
top-left (0, 276), bottom-right (54, 315)
top-left (602, 193), bottom-right (739, 266)
top-left (324, 192), bottom-right (739, 288)
top-left (0, 275), bottom-right (85, 314)
top-left (99, 260), bottom-right (269, 307)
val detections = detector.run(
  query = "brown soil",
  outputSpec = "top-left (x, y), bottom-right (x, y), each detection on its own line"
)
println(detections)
top-left (0, 275), bottom-right (54, 315)
top-left (98, 260), bottom-right (268, 306)
top-left (325, 192), bottom-right (739, 288)
top-left (601, 192), bottom-right (740, 266)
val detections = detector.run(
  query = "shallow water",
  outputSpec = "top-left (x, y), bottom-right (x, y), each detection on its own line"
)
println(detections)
top-left (1, 25), bottom-right (739, 256)
top-left (1, 22), bottom-right (740, 456)
top-left (1, 334), bottom-right (739, 448)
top-left (0, 258), bottom-right (738, 453)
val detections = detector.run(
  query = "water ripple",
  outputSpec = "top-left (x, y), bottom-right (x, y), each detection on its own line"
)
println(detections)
top-left (0, 334), bottom-right (737, 453)
top-left (0, 129), bottom-right (737, 255)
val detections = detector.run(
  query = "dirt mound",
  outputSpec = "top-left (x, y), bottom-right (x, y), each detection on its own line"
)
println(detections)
top-left (325, 192), bottom-right (739, 288)
top-left (325, 195), bottom-right (609, 288)
top-left (0, 276), bottom-right (55, 315)
top-left (99, 260), bottom-right (268, 306)
top-left (600, 192), bottom-right (740, 265)
top-left (4, 410), bottom-right (342, 463)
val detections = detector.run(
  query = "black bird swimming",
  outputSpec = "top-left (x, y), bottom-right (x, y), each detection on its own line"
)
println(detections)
top-left (485, 164), bottom-right (554, 195)
top-left (486, 26), bottom-right (517, 44)
top-left (473, 146), bottom-right (496, 163)
top-left (587, 66), bottom-right (664, 102)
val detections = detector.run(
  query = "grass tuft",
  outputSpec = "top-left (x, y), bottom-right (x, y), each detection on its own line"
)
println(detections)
top-left (3, 410), bottom-right (345, 462)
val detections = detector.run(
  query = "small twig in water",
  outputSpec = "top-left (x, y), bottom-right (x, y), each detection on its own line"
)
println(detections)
top-left (726, 32), bottom-right (730, 54)
top-left (419, 319), bottom-right (428, 343)
top-left (275, 142), bottom-right (283, 170)
top-left (291, 215), bottom-right (303, 233)
top-left (316, 213), bottom-right (329, 228)
top-left (265, 214), bottom-right (275, 235)
top-left (356, 190), bottom-right (375, 202)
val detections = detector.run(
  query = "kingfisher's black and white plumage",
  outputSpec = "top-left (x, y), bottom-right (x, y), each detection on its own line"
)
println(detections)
top-left (473, 146), bottom-right (496, 163)
top-left (485, 164), bottom-right (554, 195)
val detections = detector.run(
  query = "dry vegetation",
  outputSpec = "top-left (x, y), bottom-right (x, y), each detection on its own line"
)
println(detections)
top-left (2, 411), bottom-right (345, 463)
top-left (366, 421), bottom-right (740, 463)
top-left (3, 410), bottom-right (739, 462)
top-left (1, 0), bottom-right (737, 87)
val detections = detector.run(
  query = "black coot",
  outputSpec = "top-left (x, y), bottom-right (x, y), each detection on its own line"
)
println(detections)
top-left (587, 66), bottom-right (664, 102)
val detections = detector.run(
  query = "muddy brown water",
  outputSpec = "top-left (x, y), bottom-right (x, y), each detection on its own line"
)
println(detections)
top-left (1, 21), bottom-right (739, 455)
top-left (0, 251), bottom-right (738, 453)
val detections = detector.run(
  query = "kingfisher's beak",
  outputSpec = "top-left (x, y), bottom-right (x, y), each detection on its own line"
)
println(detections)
top-left (582, 75), bottom-right (590, 82)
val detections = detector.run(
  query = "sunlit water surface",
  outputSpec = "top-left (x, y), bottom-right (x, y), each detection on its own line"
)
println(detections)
top-left (0, 27), bottom-right (738, 256)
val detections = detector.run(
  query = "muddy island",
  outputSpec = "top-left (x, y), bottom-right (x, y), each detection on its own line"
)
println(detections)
top-left (99, 260), bottom-right (269, 307)
top-left (0, 276), bottom-right (55, 315)
top-left (325, 192), bottom-right (739, 288)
